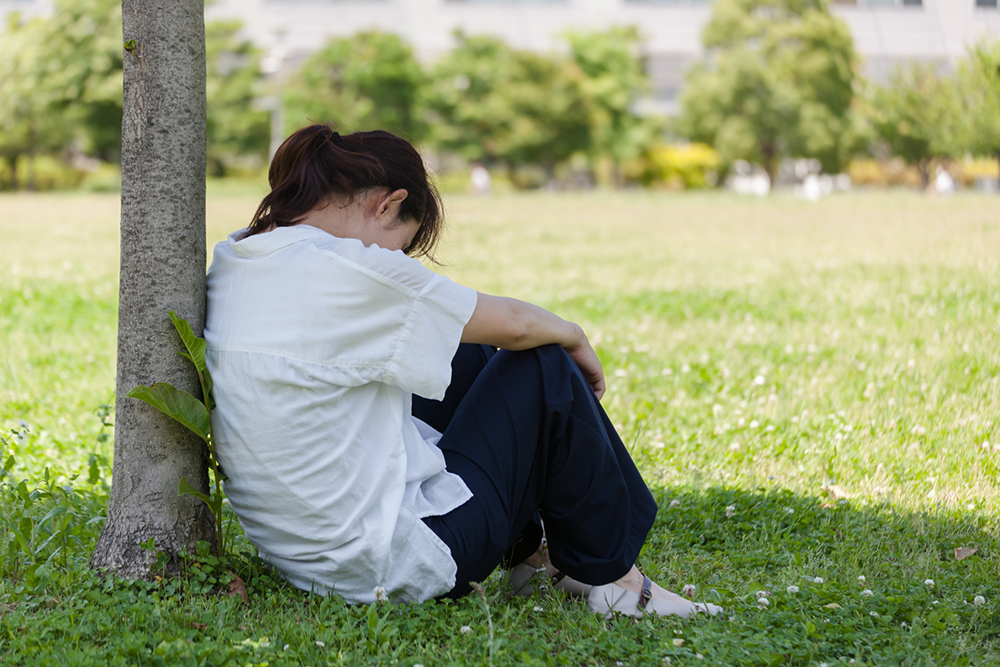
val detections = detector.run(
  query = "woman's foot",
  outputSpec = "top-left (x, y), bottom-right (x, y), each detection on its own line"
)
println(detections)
top-left (588, 566), bottom-right (724, 618)
top-left (506, 541), bottom-right (592, 598)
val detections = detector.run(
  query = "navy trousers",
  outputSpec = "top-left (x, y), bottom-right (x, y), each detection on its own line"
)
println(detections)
top-left (416, 344), bottom-right (657, 598)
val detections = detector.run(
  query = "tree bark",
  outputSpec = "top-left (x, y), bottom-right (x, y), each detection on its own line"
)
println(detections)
top-left (91, 0), bottom-right (214, 579)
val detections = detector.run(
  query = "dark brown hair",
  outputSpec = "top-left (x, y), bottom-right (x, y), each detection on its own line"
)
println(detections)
top-left (247, 124), bottom-right (443, 259)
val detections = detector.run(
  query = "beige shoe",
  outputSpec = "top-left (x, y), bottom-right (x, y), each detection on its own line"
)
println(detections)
top-left (588, 575), bottom-right (724, 619)
top-left (506, 562), bottom-right (593, 598)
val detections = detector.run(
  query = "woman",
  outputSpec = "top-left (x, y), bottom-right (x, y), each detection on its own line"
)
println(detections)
top-left (205, 125), bottom-right (721, 618)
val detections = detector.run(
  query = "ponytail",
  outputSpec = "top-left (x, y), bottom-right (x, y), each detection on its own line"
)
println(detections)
top-left (247, 124), bottom-right (443, 260)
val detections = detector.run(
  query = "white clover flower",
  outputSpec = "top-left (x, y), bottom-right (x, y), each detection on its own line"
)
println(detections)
top-left (924, 579), bottom-right (935, 588)
top-left (758, 597), bottom-right (770, 607)
top-left (283, 644), bottom-right (290, 651)
top-left (533, 605), bottom-right (543, 612)
top-left (696, 654), bottom-right (704, 660)
top-left (755, 590), bottom-right (770, 599)
top-left (662, 658), bottom-right (672, 665)
top-left (857, 575), bottom-right (866, 584)
top-left (932, 600), bottom-right (939, 605)
top-left (974, 596), bottom-right (986, 606)
top-left (373, 586), bottom-right (388, 602)
top-left (861, 589), bottom-right (873, 597)
top-left (787, 585), bottom-right (799, 594)
top-left (749, 420), bottom-right (759, 429)
top-left (726, 505), bottom-right (736, 517)
top-left (315, 641), bottom-right (325, 647)
top-left (820, 663), bottom-right (829, 667)
top-left (682, 584), bottom-right (696, 597)
top-left (460, 625), bottom-right (471, 634)
top-left (753, 375), bottom-right (766, 386)
top-left (813, 577), bottom-right (824, 584)
top-left (669, 499), bottom-right (681, 508)
top-left (785, 508), bottom-right (795, 514)
top-left (870, 611), bottom-right (879, 617)
top-left (617, 662), bottom-right (624, 666)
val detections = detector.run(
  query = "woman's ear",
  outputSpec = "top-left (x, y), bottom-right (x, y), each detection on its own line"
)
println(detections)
top-left (375, 188), bottom-right (409, 222)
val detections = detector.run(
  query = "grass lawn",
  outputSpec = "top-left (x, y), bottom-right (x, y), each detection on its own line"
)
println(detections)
top-left (1, 189), bottom-right (998, 666)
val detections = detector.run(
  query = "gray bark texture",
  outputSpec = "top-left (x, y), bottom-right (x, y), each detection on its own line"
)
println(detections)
top-left (90, 0), bottom-right (215, 578)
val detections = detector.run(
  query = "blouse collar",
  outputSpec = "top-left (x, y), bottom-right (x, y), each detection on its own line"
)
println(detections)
top-left (229, 225), bottom-right (331, 257)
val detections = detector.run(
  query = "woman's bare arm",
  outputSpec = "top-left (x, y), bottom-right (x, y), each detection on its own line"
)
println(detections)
top-left (461, 293), bottom-right (606, 400)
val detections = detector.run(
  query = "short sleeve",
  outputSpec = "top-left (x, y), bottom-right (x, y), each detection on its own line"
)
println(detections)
top-left (385, 274), bottom-right (478, 400)
top-left (313, 236), bottom-right (478, 398)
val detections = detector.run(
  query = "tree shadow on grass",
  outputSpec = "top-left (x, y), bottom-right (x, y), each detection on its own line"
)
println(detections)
top-left (4, 469), bottom-right (999, 666)
top-left (632, 483), bottom-right (1000, 666)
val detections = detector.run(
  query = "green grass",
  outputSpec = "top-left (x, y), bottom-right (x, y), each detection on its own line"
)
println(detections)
top-left (1, 190), bottom-right (999, 666)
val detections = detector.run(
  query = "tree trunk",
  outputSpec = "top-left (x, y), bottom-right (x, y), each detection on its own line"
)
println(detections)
top-left (918, 158), bottom-right (930, 191)
top-left (91, 0), bottom-right (214, 579)
top-left (7, 153), bottom-right (20, 191)
top-left (26, 126), bottom-right (37, 192)
top-left (762, 144), bottom-right (777, 193)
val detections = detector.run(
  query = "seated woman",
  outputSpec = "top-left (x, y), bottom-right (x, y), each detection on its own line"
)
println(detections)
top-left (204, 124), bottom-right (721, 618)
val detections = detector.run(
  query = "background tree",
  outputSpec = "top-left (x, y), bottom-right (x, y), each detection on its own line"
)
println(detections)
top-left (90, 0), bottom-right (215, 578)
top-left (566, 27), bottom-right (657, 186)
top-left (206, 21), bottom-right (270, 177)
top-left (284, 31), bottom-right (426, 140)
top-left (0, 14), bottom-right (72, 189)
top-left (679, 0), bottom-right (859, 182)
top-left (38, 0), bottom-right (125, 162)
top-left (868, 63), bottom-right (962, 188)
top-left (424, 33), bottom-right (590, 180)
top-left (956, 39), bottom-right (1000, 188)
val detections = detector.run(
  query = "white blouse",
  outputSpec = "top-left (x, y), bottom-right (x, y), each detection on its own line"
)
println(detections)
top-left (205, 224), bottom-right (478, 603)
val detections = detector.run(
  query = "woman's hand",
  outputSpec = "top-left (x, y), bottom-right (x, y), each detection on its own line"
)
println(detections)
top-left (462, 293), bottom-right (606, 400)
top-left (563, 333), bottom-right (605, 401)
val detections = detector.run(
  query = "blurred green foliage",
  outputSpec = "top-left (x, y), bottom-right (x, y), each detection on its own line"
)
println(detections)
top-left (206, 21), bottom-right (270, 178)
top-left (956, 39), bottom-right (1000, 184)
top-left (1, 0), bottom-right (999, 191)
top-left (423, 33), bottom-right (591, 178)
top-left (0, 13), bottom-right (74, 190)
top-left (284, 31), bottom-right (428, 142)
top-left (566, 26), bottom-right (660, 185)
top-left (679, 0), bottom-right (861, 180)
top-left (0, 0), bottom-right (267, 188)
top-left (867, 63), bottom-right (964, 188)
